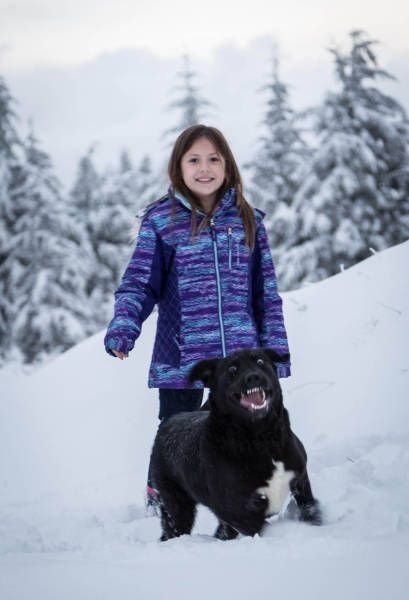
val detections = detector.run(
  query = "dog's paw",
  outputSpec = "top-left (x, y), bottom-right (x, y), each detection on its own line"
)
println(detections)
top-left (214, 521), bottom-right (239, 541)
top-left (299, 500), bottom-right (323, 526)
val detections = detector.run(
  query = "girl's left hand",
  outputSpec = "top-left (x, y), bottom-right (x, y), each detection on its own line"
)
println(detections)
top-left (112, 350), bottom-right (128, 360)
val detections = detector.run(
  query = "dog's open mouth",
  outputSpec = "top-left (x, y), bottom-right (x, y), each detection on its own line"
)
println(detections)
top-left (240, 387), bottom-right (268, 411)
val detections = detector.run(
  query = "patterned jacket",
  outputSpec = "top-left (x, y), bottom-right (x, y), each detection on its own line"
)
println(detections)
top-left (104, 187), bottom-right (291, 388)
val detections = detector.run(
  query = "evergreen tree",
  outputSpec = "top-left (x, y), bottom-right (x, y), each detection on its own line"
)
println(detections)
top-left (11, 129), bottom-right (90, 363)
top-left (90, 154), bottom-right (155, 327)
top-left (119, 149), bottom-right (133, 174)
top-left (281, 30), bottom-right (409, 290)
top-left (165, 54), bottom-right (212, 139)
top-left (134, 154), bottom-right (159, 207)
top-left (0, 76), bottom-right (22, 362)
top-left (70, 147), bottom-right (159, 331)
top-left (244, 55), bottom-right (306, 283)
top-left (70, 147), bottom-right (102, 301)
top-left (70, 146), bottom-right (101, 219)
top-left (89, 153), bottom-right (140, 328)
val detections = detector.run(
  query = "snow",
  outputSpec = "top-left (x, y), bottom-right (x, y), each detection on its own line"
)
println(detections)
top-left (1, 240), bottom-right (409, 599)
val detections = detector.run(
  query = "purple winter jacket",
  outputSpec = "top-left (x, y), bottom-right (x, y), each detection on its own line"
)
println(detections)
top-left (104, 187), bottom-right (291, 388)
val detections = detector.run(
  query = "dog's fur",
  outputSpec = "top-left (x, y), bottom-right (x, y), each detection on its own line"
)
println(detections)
top-left (150, 348), bottom-right (322, 541)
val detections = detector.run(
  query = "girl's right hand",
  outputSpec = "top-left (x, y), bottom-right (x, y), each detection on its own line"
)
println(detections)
top-left (112, 350), bottom-right (128, 360)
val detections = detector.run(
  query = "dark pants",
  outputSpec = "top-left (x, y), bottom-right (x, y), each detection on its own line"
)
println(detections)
top-left (147, 388), bottom-right (204, 489)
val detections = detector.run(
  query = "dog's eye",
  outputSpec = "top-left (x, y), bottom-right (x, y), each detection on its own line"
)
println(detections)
top-left (256, 358), bottom-right (264, 366)
top-left (228, 365), bottom-right (237, 378)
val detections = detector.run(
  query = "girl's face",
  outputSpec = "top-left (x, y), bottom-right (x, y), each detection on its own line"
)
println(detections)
top-left (180, 137), bottom-right (226, 210)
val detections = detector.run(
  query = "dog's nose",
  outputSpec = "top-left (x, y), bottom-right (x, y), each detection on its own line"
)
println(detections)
top-left (244, 372), bottom-right (262, 389)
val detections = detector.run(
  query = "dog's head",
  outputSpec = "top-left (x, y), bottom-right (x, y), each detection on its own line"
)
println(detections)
top-left (189, 348), bottom-right (289, 421)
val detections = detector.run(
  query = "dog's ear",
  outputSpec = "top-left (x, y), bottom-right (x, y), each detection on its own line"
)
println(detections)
top-left (263, 348), bottom-right (290, 367)
top-left (189, 358), bottom-right (219, 386)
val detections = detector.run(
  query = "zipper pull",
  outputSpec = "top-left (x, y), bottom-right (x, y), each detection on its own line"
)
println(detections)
top-left (210, 218), bottom-right (216, 241)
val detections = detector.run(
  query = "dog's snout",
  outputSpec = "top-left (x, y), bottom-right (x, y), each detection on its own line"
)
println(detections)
top-left (244, 371), bottom-right (263, 390)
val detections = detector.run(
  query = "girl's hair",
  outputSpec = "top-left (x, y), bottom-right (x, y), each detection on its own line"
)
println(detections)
top-left (168, 124), bottom-right (256, 248)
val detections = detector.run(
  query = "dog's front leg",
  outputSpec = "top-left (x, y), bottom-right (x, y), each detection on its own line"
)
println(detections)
top-left (290, 471), bottom-right (322, 525)
top-left (235, 492), bottom-right (269, 536)
top-left (214, 520), bottom-right (239, 541)
top-left (159, 491), bottom-right (197, 541)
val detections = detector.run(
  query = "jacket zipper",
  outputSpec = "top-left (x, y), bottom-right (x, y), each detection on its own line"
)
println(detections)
top-left (210, 218), bottom-right (227, 357)
top-left (227, 226), bottom-right (232, 270)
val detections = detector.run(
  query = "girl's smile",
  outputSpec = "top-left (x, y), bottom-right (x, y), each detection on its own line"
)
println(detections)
top-left (181, 137), bottom-right (226, 212)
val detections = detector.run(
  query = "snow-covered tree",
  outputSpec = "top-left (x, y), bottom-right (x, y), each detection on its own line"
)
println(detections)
top-left (70, 147), bottom-right (101, 221)
top-left (89, 153), bottom-right (157, 327)
top-left (0, 76), bottom-right (23, 362)
top-left (89, 159), bottom-right (140, 328)
top-left (134, 154), bottom-right (158, 208)
top-left (244, 55), bottom-right (307, 281)
top-left (281, 30), bottom-right (409, 290)
top-left (70, 148), bottom-right (158, 330)
top-left (165, 54), bottom-right (212, 139)
top-left (69, 147), bottom-right (103, 300)
top-left (10, 129), bottom-right (90, 363)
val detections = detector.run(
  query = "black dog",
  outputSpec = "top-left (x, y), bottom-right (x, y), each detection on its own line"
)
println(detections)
top-left (150, 348), bottom-right (322, 541)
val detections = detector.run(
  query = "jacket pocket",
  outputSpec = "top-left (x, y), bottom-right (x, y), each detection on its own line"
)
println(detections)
top-left (227, 226), bottom-right (232, 269)
top-left (227, 227), bottom-right (249, 270)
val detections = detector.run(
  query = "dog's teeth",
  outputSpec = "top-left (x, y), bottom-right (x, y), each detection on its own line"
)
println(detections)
top-left (246, 387), bottom-right (263, 395)
top-left (245, 387), bottom-right (265, 395)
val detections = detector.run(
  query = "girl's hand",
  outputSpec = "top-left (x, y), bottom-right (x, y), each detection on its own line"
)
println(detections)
top-left (112, 350), bottom-right (128, 360)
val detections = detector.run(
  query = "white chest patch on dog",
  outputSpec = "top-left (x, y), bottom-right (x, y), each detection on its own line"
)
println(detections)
top-left (257, 461), bottom-right (294, 516)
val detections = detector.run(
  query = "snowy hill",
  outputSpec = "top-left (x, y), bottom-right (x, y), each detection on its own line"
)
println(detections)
top-left (0, 240), bottom-right (408, 600)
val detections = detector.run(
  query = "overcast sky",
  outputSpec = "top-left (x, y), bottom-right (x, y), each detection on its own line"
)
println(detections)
top-left (1, 1), bottom-right (408, 187)
top-left (2, 0), bottom-right (408, 69)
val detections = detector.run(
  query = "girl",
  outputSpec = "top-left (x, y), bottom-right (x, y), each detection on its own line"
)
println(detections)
top-left (104, 124), bottom-right (291, 509)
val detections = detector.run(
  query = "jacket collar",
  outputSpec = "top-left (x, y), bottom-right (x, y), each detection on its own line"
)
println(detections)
top-left (170, 186), bottom-right (236, 217)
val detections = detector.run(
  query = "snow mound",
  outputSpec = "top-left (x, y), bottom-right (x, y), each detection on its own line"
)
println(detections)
top-left (0, 240), bottom-right (408, 600)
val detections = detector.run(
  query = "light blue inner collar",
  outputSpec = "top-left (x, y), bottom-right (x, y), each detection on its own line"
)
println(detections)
top-left (172, 187), bottom-right (236, 217)
top-left (174, 191), bottom-right (206, 216)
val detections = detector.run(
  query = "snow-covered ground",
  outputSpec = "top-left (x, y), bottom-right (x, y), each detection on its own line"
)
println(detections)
top-left (1, 241), bottom-right (408, 600)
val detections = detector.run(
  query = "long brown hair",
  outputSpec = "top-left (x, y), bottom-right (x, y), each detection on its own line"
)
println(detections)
top-left (168, 125), bottom-right (256, 248)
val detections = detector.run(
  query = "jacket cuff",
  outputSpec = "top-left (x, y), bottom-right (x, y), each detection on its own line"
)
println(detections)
top-left (104, 336), bottom-right (135, 357)
top-left (276, 364), bottom-right (291, 378)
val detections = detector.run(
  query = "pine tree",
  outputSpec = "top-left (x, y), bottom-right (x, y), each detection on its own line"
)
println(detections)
top-left (244, 55), bottom-right (306, 284)
top-left (70, 146), bottom-right (101, 219)
top-left (134, 154), bottom-right (159, 207)
top-left (0, 76), bottom-right (23, 362)
top-left (165, 54), bottom-right (212, 139)
top-left (90, 154), bottom-right (153, 327)
top-left (119, 149), bottom-right (133, 174)
top-left (118, 151), bottom-right (157, 211)
top-left (10, 129), bottom-right (90, 363)
top-left (281, 30), bottom-right (409, 290)
top-left (70, 147), bottom-right (159, 331)
top-left (70, 147), bottom-right (102, 300)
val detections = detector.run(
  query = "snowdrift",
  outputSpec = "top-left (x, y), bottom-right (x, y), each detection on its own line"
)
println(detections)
top-left (0, 240), bottom-right (408, 600)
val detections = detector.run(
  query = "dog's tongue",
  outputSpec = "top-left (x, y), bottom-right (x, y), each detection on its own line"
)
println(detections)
top-left (240, 390), bottom-right (264, 408)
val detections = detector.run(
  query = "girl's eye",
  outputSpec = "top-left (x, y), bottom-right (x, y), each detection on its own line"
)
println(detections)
top-left (256, 358), bottom-right (264, 366)
top-left (189, 158), bottom-right (198, 163)
top-left (210, 156), bottom-right (220, 162)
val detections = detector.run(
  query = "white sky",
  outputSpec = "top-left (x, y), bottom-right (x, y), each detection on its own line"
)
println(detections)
top-left (1, 0), bottom-right (408, 70)
top-left (1, 0), bottom-right (408, 187)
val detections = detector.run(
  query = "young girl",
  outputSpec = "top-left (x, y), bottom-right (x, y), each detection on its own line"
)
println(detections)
top-left (104, 124), bottom-right (291, 508)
